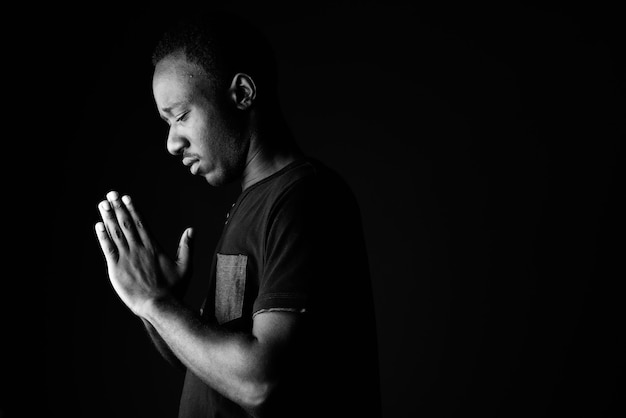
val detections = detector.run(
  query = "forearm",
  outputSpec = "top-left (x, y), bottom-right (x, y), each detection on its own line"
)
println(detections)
top-left (142, 296), bottom-right (271, 409)
top-left (140, 317), bottom-right (185, 371)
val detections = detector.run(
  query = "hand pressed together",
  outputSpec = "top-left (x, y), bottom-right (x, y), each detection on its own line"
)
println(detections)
top-left (95, 190), bottom-right (194, 317)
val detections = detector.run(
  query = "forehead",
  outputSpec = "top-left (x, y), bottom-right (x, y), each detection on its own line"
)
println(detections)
top-left (152, 53), bottom-right (212, 108)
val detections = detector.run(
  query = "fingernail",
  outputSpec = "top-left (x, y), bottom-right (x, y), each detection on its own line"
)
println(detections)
top-left (187, 228), bottom-right (194, 238)
top-left (95, 222), bottom-right (106, 232)
top-left (122, 195), bottom-right (131, 205)
top-left (99, 200), bottom-right (111, 211)
top-left (107, 191), bottom-right (119, 201)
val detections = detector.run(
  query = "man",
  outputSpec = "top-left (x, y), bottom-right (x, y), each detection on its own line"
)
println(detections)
top-left (95, 10), bottom-right (381, 418)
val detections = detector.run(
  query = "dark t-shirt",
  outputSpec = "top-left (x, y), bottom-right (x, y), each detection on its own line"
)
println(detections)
top-left (178, 158), bottom-right (381, 418)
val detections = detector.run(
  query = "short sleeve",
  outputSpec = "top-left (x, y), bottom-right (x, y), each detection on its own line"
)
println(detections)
top-left (252, 178), bottom-right (327, 317)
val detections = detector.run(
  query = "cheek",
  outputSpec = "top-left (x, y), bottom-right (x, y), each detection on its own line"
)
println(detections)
top-left (189, 107), bottom-right (241, 165)
top-left (188, 116), bottom-right (213, 151)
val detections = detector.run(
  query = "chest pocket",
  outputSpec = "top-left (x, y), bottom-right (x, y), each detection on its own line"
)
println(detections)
top-left (215, 254), bottom-right (248, 325)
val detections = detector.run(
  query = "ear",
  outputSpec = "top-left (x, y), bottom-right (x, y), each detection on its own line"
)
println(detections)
top-left (228, 73), bottom-right (257, 110)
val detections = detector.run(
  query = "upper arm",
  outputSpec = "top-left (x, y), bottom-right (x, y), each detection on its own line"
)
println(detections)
top-left (250, 310), bottom-right (303, 383)
top-left (252, 310), bottom-right (302, 350)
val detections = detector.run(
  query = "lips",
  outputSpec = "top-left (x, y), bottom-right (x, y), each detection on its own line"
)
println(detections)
top-left (182, 157), bottom-right (200, 174)
top-left (182, 157), bottom-right (198, 167)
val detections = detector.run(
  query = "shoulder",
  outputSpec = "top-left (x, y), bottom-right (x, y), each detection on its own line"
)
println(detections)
top-left (273, 157), bottom-right (353, 199)
top-left (267, 158), bottom-right (356, 215)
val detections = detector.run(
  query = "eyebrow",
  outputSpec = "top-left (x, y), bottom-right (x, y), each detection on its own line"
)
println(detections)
top-left (160, 101), bottom-right (184, 115)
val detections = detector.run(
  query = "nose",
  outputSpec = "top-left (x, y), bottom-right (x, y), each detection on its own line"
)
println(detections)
top-left (166, 126), bottom-right (188, 156)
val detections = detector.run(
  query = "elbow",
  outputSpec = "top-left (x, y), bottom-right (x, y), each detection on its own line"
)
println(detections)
top-left (238, 379), bottom-right (276, 415)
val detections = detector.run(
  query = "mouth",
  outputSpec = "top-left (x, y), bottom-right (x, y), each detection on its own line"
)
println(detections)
top-left (182, 157), bottom-right (200, 174)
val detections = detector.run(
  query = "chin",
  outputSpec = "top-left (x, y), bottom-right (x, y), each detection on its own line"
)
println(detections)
top-left (202, 170), bottom-right (236, 187)
top-left (201, 172), bottom-right (222, 187)
top-left (200, 160), bottom-right (245, 187)
top-left (204, 176), bottom-right (225, 187)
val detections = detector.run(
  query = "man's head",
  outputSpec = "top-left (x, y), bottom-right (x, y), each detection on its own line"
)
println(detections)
top-left (151, 11), bottom-right (279, 186)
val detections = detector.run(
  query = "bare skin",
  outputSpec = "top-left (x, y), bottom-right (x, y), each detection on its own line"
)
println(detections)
top-left (95, 52), bottom-right (304, 414)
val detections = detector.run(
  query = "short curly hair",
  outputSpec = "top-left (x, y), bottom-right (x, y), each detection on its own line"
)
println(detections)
top-left (152, 10), bottom-right (279, 105)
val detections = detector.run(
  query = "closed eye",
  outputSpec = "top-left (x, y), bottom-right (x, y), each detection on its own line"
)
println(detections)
top-left (176, 111), bottom-right (190, 123)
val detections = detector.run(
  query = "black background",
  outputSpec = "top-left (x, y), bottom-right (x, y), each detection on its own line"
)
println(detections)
top-left (7, 1), bottom-right (625, 417)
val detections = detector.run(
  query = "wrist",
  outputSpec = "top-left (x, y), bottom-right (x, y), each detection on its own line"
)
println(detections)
top-left (141, 292), bottom-right (177, 324)
top-left (171, 279), bottom-right (189, 300)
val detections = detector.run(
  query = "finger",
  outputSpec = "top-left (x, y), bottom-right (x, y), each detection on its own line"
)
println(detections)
top-left (95, 221), bottom-right (118, 263)
top-left (176, 228), bottom-right (194, 277)
top-left (120, 194), bottom-right (152, 248)
top-left (99, 199), bottom-right (128, 250)
top-left (106, 191), bottom-right (141, 247)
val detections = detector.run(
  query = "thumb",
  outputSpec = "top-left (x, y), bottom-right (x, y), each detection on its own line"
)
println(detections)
top-left (176, 227), bottom-right (194, 277)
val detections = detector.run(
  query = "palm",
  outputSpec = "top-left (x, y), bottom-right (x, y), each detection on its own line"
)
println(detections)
top-left (95, 191), bottom-right (195, 313)
top-left (158, 251), bottom-right (191, 298)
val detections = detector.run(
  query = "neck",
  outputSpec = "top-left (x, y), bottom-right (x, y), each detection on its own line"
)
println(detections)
top-left (240, 113), bottom-right (303, 190)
